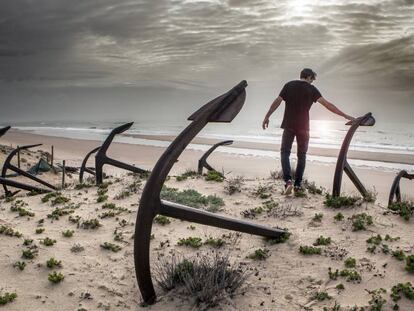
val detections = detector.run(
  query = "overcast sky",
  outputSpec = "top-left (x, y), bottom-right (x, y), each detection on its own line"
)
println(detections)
top-left (0, 0), bottom-right (413, 123)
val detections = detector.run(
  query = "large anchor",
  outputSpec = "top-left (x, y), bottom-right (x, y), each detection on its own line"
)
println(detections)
top-left (388, 170), bottom-right (414, 206)
top-left (198, 140), bottom-right (233, 175)
top-left (332, 112), bottom-right (375, 197)
top-left (79, 122), bottom-right (147, 184)
top-left (1, 144), bottom-right (56, 197)
top-left (133, 81), bottom-right (286, 304)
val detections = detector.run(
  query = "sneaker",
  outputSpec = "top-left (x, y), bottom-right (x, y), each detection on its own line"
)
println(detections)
top-left (284, 180), bottom-right (293, 195)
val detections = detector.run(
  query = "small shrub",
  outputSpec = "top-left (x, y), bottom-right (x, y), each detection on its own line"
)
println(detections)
top-left (0, 292), bottom-right (17, 305)
top-left (23, 239), bottom-right (33, 246)
top-left (41, 237), bottom-right (56, 246)
top-left (178, 237), bottom-right (203, 249)
top-left (35, 228), bottom-right (45, 234)
top-left (264, 231), bottom-right (291, 244)
top-left (80, 218), bottom-right (101, 229)
top-left (304, 180), bottom-right (324, 195)
top-left (10, 200), bottom-right (34, 217)
top-left (70, 243), bottom-right (84, 253)
top-left (48, 271), bottom-right (64, 283)
top-left (47, 206), bottom-right (75, 220)
top-left (363, 188), bottom-right (377, 203)
top-left (224, 176), bottom-right (244, 195)
top-left (96, 194), bottom-right (108, 203)
top-left (367, 288), bottom-right (387, 311)
top-left (388, 201), bottom-right (413, 221)
top-left (391, 282), bottom-right (414, 302)
top-left (51, 195), bottom-right (70, 206)
top-left (22, 249), bottom-right (37, 259)
top-left (313, 236), bottom-right (331, 246)
top-left (0, 225), bottom-right (22, 237)
top-left (252, 184), bottom-right (271, 199)
top-left (294, 188), bottom-right (307, 198)
top-left (62, 230), bottom-right (74, 237)
top-left (334, 212), bottom-right (344, 221)
top-left (344, 257), bottom-right (356, 268)
top-left (299, 245), bottom-right (322, 255)
top-left (241, 206), bottom-right (263, 219)
top-left (367, 235), bottom-right (382, 245)
top-left (13, 261), bottom-right (26, 271)
top-left (75, 183), bottom-right (93, 190)
top-left (46, 257), bottom-right (62, 268)
top-left (100, 242), bottom-right (122, 252)
top-left (405, 255), bottom-right (414, 273)
top-left (204, 237), bottom-right (225, 248)
top-left (339, 269), bottom-right (361, 282)
top-left (247, 248), bottom-right (270, 260)
top-left (324, 194), bottom-right (360, 208)
top-left (392, 250), bottom-right (405, 261)
top-left (336, 283), bottom-right (345, 290)
top-left (204, 170), bottom-right (224, 182)
top-left (351, 213), bottom-right (373, 231)
top-left (176, 170), bottom-right (198, 181)
top-left (154, 215), bottom-right (171, 225)
top-left (114, 190), bottom-right (131, 200)
top-left (313, 213), bottom-right (323, 222)
top-left (312, 291), bottom-right (331, 301)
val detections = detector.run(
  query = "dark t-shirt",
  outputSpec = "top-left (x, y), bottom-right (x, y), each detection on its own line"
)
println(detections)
top-left (279, 80), bottom-right (322, 131)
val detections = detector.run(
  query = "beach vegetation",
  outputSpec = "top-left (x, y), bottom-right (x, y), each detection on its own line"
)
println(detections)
top-left (351, 213), bottom-right (373, 231)
top-left (264, 230), bottom-right (291, 244)
top-left (154, 251), bottom-right (248, 309)
top-left (99, 211), bottom-right (117, 218)
top-left (41, 237), bottom-right (56, 246)
top-left (204, 170), bottom-right (225, 182)
top-left (27, 189), bottom-right (42, 196)
top-left (48, 271), bottom-right (64, 284)
top-left (339, 269), bottom-right (362, 282)
top-left (127, 179), bottom-right (142, 193)
top-left (114, 190), bottom-right (131, 200)
top-left (42, 192), bottom-right (70, 205)
top-left (336, 283), bottom-right (345, 290)
top-left (100, 242), bottom-right (122, 252)
top-left (160, 186), bottom-right (224, 212)
top-left (367, 288), bottom-right (387, 311)
top-left (388, 201), bottom-right (413, 221)
top-left (392, 250), bottom-right (405, 261)
top-left (241, 206), bottom-right (263, 218)
top-left (35, 228), bottom-right (45, 234)
top-left (334, 212), bottom-right (344, 221)
top-left (13, 261), bottom-right (26, 271)
top-left (46, 257), bottom-right (62, 268)
top-left (363, 188), bottom-right (377, 203)
top-left (313, 213), bottom-right (323, 222)
top-left (178, 237), bottom-right (203, 249)
top-left (176, 169), bottom-right (198, 181)
top-left (74, 183), bottom-right (93, 190)
top-left (0, 292), bottom-right (17, 305)
top-left (80, 218), bottom-right (101, 229)
top-left (312, 291), bottom-right (331, 301)
top-left (367, 234), bottom-right (382, 245)
top-left (252, 184), bottom-right (271, 199)
top-left (224, 176), bottom-right (244, 195)
top-left (10, 200), bottom-right (34, 217)
top-left (204, 237), bottom-right (225, 248)
top-left (47, 206), bottom-right (75, 220)
top-left (323, 302), bottom-right (341, 311)
top-left (62, 229), bottom-right (74, 237)
top-left (154, 215), bottom-right (171, 225)
top-left (96, 194), bottom-right (108, 203)
top-left (313, 235), bottom-right (331, 246)
top-left (324, 194), bottom-right (360, 208)
top-left (70, 243), bottom-right (84, 253)
top-left (247, 248), bottom-right (270, 260)
top-left (23, 239), bottom-right (33, 246)
top-left (299, 245), bottom-right (322, 255)
top-left (22, 249), bottom-right (37, 259)
top-left (304, 180), bottom-right (324, 195)
top-left (391, 282), bottom-right (414, 303)
top-left (405, 255), bottom-right (414, 273)
top-left (344, 257), bottom-right (356, 268)
top-left (0, 225), bottom-right (22, 237)
top-left (294, 188), bottom-right (307, 198)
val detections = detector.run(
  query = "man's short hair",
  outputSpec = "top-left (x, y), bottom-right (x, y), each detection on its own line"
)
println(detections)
top-left (300, 68), bottom-right (317, 80)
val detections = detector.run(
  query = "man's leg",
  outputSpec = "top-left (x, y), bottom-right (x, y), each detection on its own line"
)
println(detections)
top-left (281, 129), bottom-right (295, 189)
top-left (295, 130), bottom-right (310, 188)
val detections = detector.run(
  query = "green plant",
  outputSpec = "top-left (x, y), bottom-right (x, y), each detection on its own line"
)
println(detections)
top-left (388, 201), bottom-right (413, 221)
top-left (10, 200), bottom-right (34, 217)
top-left (299, 245), bottom-right (322, 255)
top-left (224, 176), bottom-right (244, 195)
top-left (264, 231), bottom-right (291, 244)
top-left (0, 292), bottom-right (17, 305)
top-left (114, 190), bottom-right (131, 200)
top-left (46, 257), bottom-right (62, 268)
top-left (96, 194), bottom-right (108, 203)
top-left (47, 206), bottom-right (75, 220)
top-left (80, 218), bottom-right (101, 229)
top-left (294, 188), bottom-right (307, 198)
top-left (70, 243), bottom-right (84, 253)
top-left (22, 249), bottom-right (37, 259)
top-left (363, 188), bottom-right (377, 203)
top-left (312, 291), bottom-right (331, 301)
top-left (351, 213), bottom-right (373, 231)
top-left (13, 261), bottom-right (26, 271)
top-left (204, 170), bottom-right (224, 182)
top-left (392, 250), bottom-right (405, 261)
top-left (35, 228), bottom-right (45, 234)
top-left (42, 192), bottom-right (59, 203)
top-left (100, 242), bottom-right (122, 252)
top-left (178, 237), bottom-right (203, 248)
top-left (99, 211), bottom-right (117, 218)
top-left (367, 288), bottom-right (387, 311)
top-left (344, 257), bottom-right (356, 268)
top-left (241, 206), bottom-right (263, 218)
top-left (247, 248), bottom-right (270, 260)
top-left (405, 255), bottom-right (414, 273)
top-left (62, 230), bottom-right (74, 237)
top-left (336, 283), bottom-right (345, 290)
top-left (41, 237), bottom-right (56, 246)
top-left (176, 169), bottom-right (198, 181)
top-left (154, 215), bottom-right (171, 225)
top-left (313, 235), bottom-right (331, 246)
top-left (324, 194), bottom-right (360, 208)
top-left (51, 195), bottom-right (70, 206)
top-left (23, 239), bottom-right (33, 246)
top-left (252, 184), bottom-right (271, 199)
top-left (391, 282), bottom-right (414, 302)
top-left (367, 235), bottom-right (382, 245)
top-left (334, 212), bottom-right (344, 221)
top-left (339, 269), bottom-right (361, 282)
top-left (0, 225), bottom-right (22, 237)
top-left (313, 213), bottom-right (323, 222)
top-left (204, 237), bottom-right (225, 248)
top-left (75, 183), bottom-right (93, 190)
top-left (48, 271), bottom-right (64, 283)
top-left (304, 180), bottom-right (324, 195)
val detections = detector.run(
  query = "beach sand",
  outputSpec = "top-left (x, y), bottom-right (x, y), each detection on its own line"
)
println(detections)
top-left (1, 130), bottom-right (414, 310)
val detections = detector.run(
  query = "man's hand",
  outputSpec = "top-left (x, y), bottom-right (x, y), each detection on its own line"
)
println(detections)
top-left (262, 118), bottom-right (269, 130)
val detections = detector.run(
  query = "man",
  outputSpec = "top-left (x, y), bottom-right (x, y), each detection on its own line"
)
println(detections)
top-left (262, 68), bottom-right (354, 195)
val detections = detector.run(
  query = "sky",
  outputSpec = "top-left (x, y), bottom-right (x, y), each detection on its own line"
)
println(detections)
top-left (0, 0), bottom-right (413, 124)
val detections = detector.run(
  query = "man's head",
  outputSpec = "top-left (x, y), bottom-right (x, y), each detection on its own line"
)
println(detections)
top-left (300, 68), bottom-right (317, 84)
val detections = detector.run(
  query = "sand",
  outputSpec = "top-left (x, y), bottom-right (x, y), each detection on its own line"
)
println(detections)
top-left (1, 130), bottom-right (414, 311)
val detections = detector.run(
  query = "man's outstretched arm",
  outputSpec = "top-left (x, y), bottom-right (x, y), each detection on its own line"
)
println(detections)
top-left (262, 96), bottom-right (283, 129)
top-left (317, 97), bottom-right (354, 121)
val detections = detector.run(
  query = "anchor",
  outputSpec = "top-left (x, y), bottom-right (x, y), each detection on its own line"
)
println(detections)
top-left (79, 122), bottom-right (148, 184)
top-left (1, 144), bottom-right (56, 197)
top-left (332, 112), bottom-right (375, 197)
top-left (388, 170), bottom-right (414, 206)
top-left (197, 140), bottom-right (233, 175)
top-left (133, 81), bottom-right (286, 304)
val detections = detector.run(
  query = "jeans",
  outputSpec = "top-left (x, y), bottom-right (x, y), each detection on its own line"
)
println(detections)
top-left (280, 128), bottom-right (309, 187)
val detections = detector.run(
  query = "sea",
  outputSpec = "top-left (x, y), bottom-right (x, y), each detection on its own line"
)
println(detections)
top-left (4, 118), bottom-right (414, 173)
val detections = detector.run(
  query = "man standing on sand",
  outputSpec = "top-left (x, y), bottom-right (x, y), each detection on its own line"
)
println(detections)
top-left (262, 68), bottom-right (354, 195)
